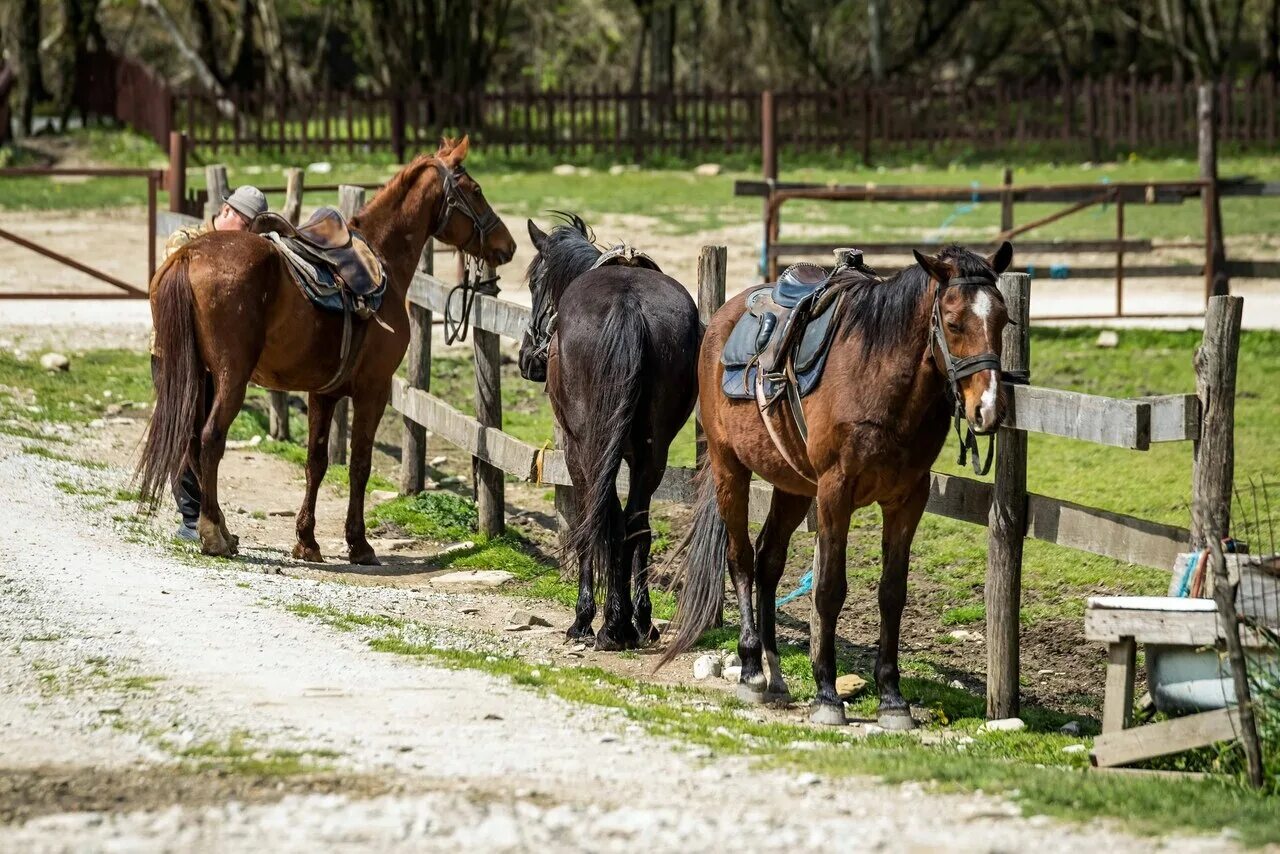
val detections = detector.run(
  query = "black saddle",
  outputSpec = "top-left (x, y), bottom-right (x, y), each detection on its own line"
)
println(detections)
top-left (721, 250), bottom-right (876, 406)
top-left (252, 206), bottom-right (388, 313)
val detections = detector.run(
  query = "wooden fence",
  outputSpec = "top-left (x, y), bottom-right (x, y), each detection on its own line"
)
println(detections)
top-left (388, 227), bottom-right (1237, 719)
top-left (69, 51), bottom-right (1280, 161)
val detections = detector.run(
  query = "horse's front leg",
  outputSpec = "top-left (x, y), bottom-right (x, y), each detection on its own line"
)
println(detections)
top-left (875, 475), bottom-right (929, 731)
top-left (293, 392), bottom-right (339, 562)
top-left (345, 386), bottom-right (392, 565)
top-left (810, 472), bottom-right (853, 725)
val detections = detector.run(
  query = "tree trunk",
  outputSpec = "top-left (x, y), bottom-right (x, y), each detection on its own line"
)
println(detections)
top-left (17, 0), bottom-right (47, 136)
top-left (867, 0), bottom-right (885, 81)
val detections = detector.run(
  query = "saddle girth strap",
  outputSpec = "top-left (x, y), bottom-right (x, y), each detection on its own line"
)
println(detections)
top-left (316, 291), bottom-right (369, 396)
top-left (754, 368), bottom-right (817, 485)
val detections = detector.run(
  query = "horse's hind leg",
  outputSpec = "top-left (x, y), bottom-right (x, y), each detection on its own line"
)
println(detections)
top-left (754, 489), bottom-right (813, 703)
top-left (195, 377), bottom-right (250, 557)
top-left (810, 472), bottom-right (854, 726)
top-left (564, 451), bottom-right (596, 640)
top-left (874, 475), bottom-right (929, 731)
top-left (623, 446), bottom-right (666, 645)
top-left (711, 450), bottom-right (763, 702)
top-left (594, 490), bottom-right (638, 652)
top-left (293, 392), bottom-right (340, 562)
top-left (344, 384), bottom-right (392, 566)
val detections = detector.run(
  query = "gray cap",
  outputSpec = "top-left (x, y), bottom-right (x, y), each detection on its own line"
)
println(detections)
top-left (223, 185), bottom-right (267, 222)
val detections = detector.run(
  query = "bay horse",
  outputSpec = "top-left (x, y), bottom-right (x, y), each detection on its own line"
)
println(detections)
top-left (518, 215), bottom-right (700, 650)
top-left (138, 136), bottom-right (516, 564)
top-left (659, 243), bottom-right (1013, 729)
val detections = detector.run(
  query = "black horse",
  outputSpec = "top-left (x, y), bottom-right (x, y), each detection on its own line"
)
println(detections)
top-left (519, 214), bottom-right (700, 651)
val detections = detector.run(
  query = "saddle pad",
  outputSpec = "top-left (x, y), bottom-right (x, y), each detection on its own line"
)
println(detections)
top-left (720, 288), bottom-right (840, 401)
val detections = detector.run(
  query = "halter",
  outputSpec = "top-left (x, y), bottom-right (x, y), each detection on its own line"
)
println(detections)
top-left (929, 274), bottom-right (1004, 476)
top-left (524, 289), bottom-right (557, 366)
top-left (430, 160), bottom-right (502, 259)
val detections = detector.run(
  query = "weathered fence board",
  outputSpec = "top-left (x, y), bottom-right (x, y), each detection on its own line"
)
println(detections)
top-left (1005, 385), bottom-right (1151, 450)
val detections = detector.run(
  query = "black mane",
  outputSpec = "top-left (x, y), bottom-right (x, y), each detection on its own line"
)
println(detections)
top-left (831, 244), bottom-right (999, 357)
top-left (526, 212), bottom-right (602, 303)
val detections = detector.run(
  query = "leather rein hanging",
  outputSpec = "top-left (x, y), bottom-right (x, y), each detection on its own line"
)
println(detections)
top-left (432, 159), bottom-right (502, 345)
top-left (929, 274), bottom-right (1005, 476)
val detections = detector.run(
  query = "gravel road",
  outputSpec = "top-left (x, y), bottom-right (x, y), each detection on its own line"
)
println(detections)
top-left (0, 436), bottom-right (1238, 852)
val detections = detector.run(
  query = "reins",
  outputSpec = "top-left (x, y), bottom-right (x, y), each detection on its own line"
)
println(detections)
top-left (430, 159), bottom-right (502, 344)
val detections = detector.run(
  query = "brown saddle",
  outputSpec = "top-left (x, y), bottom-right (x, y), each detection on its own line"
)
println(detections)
top-left (252, 207), bottom-right (384, 298)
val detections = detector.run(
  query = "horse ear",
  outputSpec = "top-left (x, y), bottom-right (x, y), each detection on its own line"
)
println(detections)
top-left (527, 219), bottom-right (548, 251)
top-left (448, 135), bottom-right (471, 164)
top-left (437, 136), bottom-right (456, 155)
top-left (913, 249), bottom-right (951, 284)
top-left (988, 241), bottom-right (1013, 274)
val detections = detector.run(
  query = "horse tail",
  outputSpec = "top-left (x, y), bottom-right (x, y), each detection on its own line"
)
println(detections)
top-left (136, 254), bottom-right (204, 506)
top-left (657, 468), bottom-right (728, 668)
top-left (566, 301), bottom-right (646, 609)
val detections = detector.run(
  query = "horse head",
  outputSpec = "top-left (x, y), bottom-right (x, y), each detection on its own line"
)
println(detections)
top-left (518, 214), bottom-right (598, 383)
top-left (913, 241), bottom-right (1014, 435)
top-left (429, 136), bottom-right (517, 268)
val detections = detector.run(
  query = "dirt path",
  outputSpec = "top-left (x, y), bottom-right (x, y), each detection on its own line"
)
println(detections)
top-left (0, 429), bottom-right (1237, 852)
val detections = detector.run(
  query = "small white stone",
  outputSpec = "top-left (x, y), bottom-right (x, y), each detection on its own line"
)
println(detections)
top-left (949, 679), bottom-right (965, 690)
top-left (722, 665), bottom-right (742, 682)
top-left (980, 717), bottom-right (1026, 733)
top-left (40, 352), bottom-right (69, 372)
top-left (1095, 330), bottom-right (1120, 348)
top-left (722, 652), bottom-right (742, 669)
top-left (552, 164), bottom-right (577, 176)
top-left (694, 163), bottom-right (722, 176)
top-left (795, 772), bottom-right (820, 786)
top-left (1062, 743), bottom-right (1087, 754)
top-left (1059, 720), bottom-right (1082, 736)
top-left (692, 654), bottom-right (722, 681)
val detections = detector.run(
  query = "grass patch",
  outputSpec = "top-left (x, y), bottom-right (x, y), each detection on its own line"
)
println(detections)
top-left (286, 602), bottom-right (1280, 846)
top-left (175, 731), bottom-right (337, 777)
top-left (941, 604), bottom-right (986, 626)
top-left (21, 445), bottom-right (107, 469)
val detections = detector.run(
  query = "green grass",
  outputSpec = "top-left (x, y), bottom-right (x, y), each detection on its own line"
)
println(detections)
top-left (0, 349), bottom-right (153, 426)
top-left (286, 602), bottom-right (1280, 846)
top-left (174, 730), bottom-right (337, 777)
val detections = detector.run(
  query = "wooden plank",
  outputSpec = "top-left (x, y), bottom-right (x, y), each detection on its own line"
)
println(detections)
top-left (400, 241), bottom-right (433, 494)
top-left (1091, 707), bottom-right (1240, 768)
top-left (734, 180), bottom-right (1191, 204)
top-left (392, 381), bottom-right (538, 480)
top-left (1084, 605), bottom-right (1220, 645)
top-left (408, 272), bottom-right (530, 341)
top-left (1004, 384), bottom-right (1151, 450)
top-left (1142, 394), bottom-right (1199, 443)
top-left (927, 472), bottom-right (991, 525)
top-left (1026, 493), bottom-right (1187, 570)
top-left (1102, 638), bottom-right (1136, 734)
top-left (987, 272), bottom-right (1030, 720)
top-left (769, 239), bottom-right (1155, 257)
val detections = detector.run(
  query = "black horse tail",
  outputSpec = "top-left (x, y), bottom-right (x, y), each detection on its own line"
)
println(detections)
top-left (657, 468), bottom-right (728, 668)
top-left (566, 301), bottom-right (647, 610)
top-left (136, 254), bottom-right (204, 506)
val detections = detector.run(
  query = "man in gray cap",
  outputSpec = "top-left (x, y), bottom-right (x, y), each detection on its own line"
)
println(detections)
top-left (157, 185), bottom-right (268, 541)
top-left (164, 185), bottom-right (268, 259)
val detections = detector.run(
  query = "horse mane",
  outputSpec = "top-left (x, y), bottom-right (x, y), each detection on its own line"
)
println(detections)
top-left (525, 211), bottom-right (603, 301)
top-left (832, 244), bottom-right (1000, 357)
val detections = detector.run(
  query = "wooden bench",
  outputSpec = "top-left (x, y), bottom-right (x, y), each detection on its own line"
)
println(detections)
top-left (1085, 596), bottom-right (1245, 768)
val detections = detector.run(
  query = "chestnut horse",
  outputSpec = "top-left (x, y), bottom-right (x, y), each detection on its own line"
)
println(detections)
top-left (518, 215), bottom-right (700, 650)
top-left (138, 137), bottom-right (516, 563)
top-left (660, 244), bottom-right (1013, 729)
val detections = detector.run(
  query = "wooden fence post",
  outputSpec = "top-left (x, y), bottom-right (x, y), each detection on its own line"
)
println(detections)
top-left (328, 184), bottom-right (364, 465)
top-left (400, 240), bottom-right (434, 494)
top-left (167, 131), bottom-right (186, 213)
top-left (267, 167), bottom-right (306, 442)
top-left (986, 271), bottom-right (1031, 720)
top-left (697, 244), bottom-right (727, 623)
top-left (1199, 83), bottom-right (1229, 299)
top-left (1190, 295), bottom-right (1243, 550)
top-left (204, 164), bottom-right (229, 220)
top-left (761, 91), bottom-right (778, 282)
top-left (471, 257), bottom-right (505, 536)
top-left (999, 167), bottom-right (1014, 234)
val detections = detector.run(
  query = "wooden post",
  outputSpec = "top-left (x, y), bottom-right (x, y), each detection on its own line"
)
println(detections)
top-left (986, 271), bottom-right (1030, 720)
top-left (471, 257), bottom-right (505, 537)
top-left (697, 244), bottom-right (728, 625)
top-left (1199, 84), bottom-right (1229, 299)
top-left (400, 240), bottom-right (434, 494)
top-left (328, 184), bottom-right (365, 465)
top-left (1190, 295), bottom-right (1243, 550)
top-left (267, 167), bottom-right (307, 442)
top-left (1115, 192), bottom-right (1125, 317)
top-left (761, 91), bottom-right (778, 282)
top-left (167, 131), bottom-right (186, 213)
top-left (204, 164), bottom-right (229, 221)
top-left (999, 166), bottom-right (1014, 234)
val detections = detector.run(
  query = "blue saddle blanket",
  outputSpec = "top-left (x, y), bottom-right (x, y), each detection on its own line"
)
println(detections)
top-left (720, 286), bottom-right (840, 401)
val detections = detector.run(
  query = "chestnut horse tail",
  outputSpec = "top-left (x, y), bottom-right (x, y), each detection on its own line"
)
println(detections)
top-left (136, 255), bottom-right (203, 506)
top-left (565, 303), bottom-right (646, 608)
top-left (657, 469), bottom-right (728, 668)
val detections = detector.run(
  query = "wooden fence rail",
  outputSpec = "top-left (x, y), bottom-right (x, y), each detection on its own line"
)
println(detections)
top-left (392, 253), bottom-right (1236, 721)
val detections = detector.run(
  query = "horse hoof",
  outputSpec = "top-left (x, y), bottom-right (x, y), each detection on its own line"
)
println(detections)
top-left (877, 710), bottom-right (917, 731)
top-left (348, 549), bottom-right (381, 566)
top-left (292, 543), bottom-right (325, 563)
top-left (810, 703), bottom-right (848, 727)
top-left (764, 689), bottom-right (793, 707)
top-left (637, 622), bottom-right (661, 644)
top-left (565, 623), bottom-right (594, 642)
top-left (595, 624), bottom-right (640, 652)
top-left (735, 683), bottom-right (769, 704)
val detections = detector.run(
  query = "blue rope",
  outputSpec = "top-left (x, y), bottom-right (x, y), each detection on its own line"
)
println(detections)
top-left (776, 569), bottom-right (813, 607)
top-left (929, 181), bottom-right (981, 243)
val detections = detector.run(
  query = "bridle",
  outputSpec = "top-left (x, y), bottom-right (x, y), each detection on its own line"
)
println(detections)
top-left (431, 159), bottom-right (502, 344)
top-left (524, 284), bottom-right (557, 368)
top-left (929, 274), bottom-right (1005, 476)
